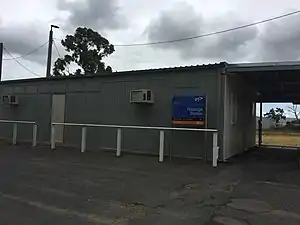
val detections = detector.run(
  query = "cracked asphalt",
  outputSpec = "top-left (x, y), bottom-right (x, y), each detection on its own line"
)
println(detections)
top-left (1, 144), bottom-right (300, 224)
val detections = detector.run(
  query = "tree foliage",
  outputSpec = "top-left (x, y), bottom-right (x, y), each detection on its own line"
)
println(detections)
top-left (53, 27), bottom-right (114, 76)
top-left (264, 108), bottom-right (286, 125)
top-left (288, 104), bottom-right (300, 121)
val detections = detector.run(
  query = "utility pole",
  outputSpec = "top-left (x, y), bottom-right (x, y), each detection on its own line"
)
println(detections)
top-left (0, 43), bottom-right (3, 81)
top-left (46, 25), bottom-right (59, 78)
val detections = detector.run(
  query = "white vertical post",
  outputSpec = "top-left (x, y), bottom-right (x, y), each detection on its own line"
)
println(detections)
top-left (159, 130), bottom-right (165, 163)
top-left (116, 128), bottom-right (122, 157)
top-left (81, 127), bottom-right (87, 153)
top-left (32, 124), bottom-right (37, 147)
top-left (212, 132), bottom-right (219, 168)
top-left (12, 123), bottom-right (17, 145)
top-left (51, 124), bottom-right (56, 150)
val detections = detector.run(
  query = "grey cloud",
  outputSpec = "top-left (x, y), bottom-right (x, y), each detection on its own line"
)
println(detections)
top-left (200, 17), bottom-right (258, 61)
top-left (146, 2), bottom-right (203, 56)
top-left (145, 3), bottom-right (259, 61)
top-left (0, 23), bottom-right (49, 64)
top-left (146, 3), bottom-right (300, 63)
top-left (257, 16), bottom-right (300, 61)
top-left (57, 0), bottom-right (126, 31)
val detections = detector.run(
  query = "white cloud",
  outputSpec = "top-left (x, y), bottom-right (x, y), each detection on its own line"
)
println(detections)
top-left (256, 103), bottom-right (296, 118)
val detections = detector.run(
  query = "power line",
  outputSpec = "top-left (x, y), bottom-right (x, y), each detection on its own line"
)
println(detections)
top-left (3, 41), bottom-right (49, 60)
top-left (53, 39), bottom-right (71, 74)
top-left (29, 9), bottom-right (300, 49)
top-left (114, 10), bottom-right (300, 47)
top-left (3, 47), bottom-right (42, 78)
top-left (53, 40), bottom-right (62, 58)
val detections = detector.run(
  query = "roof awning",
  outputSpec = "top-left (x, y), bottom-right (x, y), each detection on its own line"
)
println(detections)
top-left (227, 61), bottom-right (300, 103)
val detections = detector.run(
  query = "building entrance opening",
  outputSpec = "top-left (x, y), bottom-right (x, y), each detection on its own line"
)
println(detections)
top-left (256, 102), bottom-right (300, 149)
top-left (227, 62), bottom-right (300, 155)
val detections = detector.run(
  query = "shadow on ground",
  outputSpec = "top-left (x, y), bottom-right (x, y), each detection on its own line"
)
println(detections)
top-left (0, 144), bottom-right (300, 225)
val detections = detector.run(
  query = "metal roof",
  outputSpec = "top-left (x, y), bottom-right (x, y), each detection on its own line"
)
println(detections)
top-left (227, 61), bottom-right (300, 72)
top-left (227, 61), bottom-right (300, 103)
top-left (0, 62), bottom-right (225, 84)
top-left (2, 60), bottom-right (300, 103)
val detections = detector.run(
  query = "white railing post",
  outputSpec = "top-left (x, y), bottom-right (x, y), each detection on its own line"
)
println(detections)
top-left (51, 124), bottom-right (56, 150)
top-left (46, 122), bottom-right (218, 167)
top-left (12, 123), bottom-right (17, 145)
top-left (212, 132), bottom-right (219, 167)
top-left (159, 130), bottom-right (165, 162)
top-left (116, 128), bottom-right (122, 157)
top-left (81, 127), bottom-right (87, 153)
top-left (32, 124), bottom-right (37, 147)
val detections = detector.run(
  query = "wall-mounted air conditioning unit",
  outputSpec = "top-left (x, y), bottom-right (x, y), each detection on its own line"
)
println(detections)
top-left (2, 95), bottom-right (19, 106)
top-left (130, 89), bottom-right (154, 103)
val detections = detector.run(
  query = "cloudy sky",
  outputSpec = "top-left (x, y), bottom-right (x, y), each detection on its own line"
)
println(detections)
top-left (1, 0), bottom-right (300, 116)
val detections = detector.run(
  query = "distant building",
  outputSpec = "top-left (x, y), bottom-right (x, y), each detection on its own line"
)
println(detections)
top-left (256, 117), bottom-right (294, 130)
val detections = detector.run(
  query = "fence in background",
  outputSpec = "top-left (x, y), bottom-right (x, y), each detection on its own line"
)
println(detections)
top-left (51, 122), bottom-right (219, 167)
top-left (0, 120), bottom-right (37, 147)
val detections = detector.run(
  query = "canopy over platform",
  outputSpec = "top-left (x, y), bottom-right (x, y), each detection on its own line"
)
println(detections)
top-left (227, 61), bottom-right (300, 103)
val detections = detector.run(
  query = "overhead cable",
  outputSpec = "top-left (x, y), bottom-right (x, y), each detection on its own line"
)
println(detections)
top-left (15, 10), bottom-right (300, 49)
top-left (114, 10), bottom-right (300, 47)
top-left (53, 40), bottom-right (62, 58)
top-left (3, 47), bottom-right (42, 78)
top-left (3, 41), bottom-right (49, 60)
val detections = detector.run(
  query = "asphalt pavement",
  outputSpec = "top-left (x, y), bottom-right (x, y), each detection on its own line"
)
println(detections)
top-left (0, 144), bottom-right (300, 224)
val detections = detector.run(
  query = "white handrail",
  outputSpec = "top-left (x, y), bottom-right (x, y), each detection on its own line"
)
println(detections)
top-left (51, 122), bottom-right (219, 167)
top-left (0, 120), bottom-right (38, 147)
top-left (0, 120), bottom-right (36, 125)
top-left (52, 122), bottom-right (218, 132)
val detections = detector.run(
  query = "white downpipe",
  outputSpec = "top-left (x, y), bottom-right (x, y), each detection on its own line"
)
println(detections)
top-left (81, 127), bottom-right (87, 153)
top-left (32, 124), bottom-right (37, 147)
top-left (51, 124), bottom-right (56, 150)
top-left (159, 130), bottom-right (165, 163)
top-left (116, 128), bottom-right (122, 157)
top-left (12, 123), bottom-right (17, 145)
top-left (212, 132), bottom-right (219, 167)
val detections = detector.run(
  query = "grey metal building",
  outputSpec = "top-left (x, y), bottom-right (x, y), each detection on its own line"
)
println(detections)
top-left (2, 61), bottom-right (285, 161)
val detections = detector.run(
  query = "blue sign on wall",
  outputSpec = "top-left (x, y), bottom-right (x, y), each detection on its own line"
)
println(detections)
top-left (172, 96), bottom-right (206, 125)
